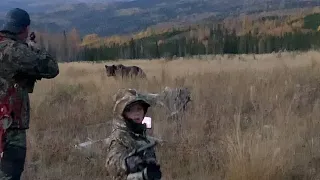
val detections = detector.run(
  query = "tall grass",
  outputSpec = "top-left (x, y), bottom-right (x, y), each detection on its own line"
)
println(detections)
top-left (23, 51), bottom-right (320, 179)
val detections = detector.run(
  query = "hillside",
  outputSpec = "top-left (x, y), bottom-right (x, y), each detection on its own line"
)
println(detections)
top-left (73, 8), bottom-right (320, 61)
top-left (80, 7), bottom-right (320, 47)
top-left (0, 0), bottom-right (318, 37)
top-left (27, 6), bottom-right (320, 62)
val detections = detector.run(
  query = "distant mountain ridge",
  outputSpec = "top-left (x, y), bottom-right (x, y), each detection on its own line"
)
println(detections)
top-left (0, 0), bottom-right (319, 37)
top-left (0, 0), bottom-right (131, 13)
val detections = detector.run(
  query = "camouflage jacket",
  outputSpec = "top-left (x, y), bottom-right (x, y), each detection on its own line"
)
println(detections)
top-left (0, 32), bottom-right (59, 129)
top-left (105, 89), bottom-right (159, 180)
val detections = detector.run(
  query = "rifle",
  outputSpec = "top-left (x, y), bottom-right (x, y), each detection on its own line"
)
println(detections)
top-left (74, 136), bottom-right (165, 150)
top-left (74, 137), bottom-right (110, 149)
top-left (14, 31), bottom-right (43, 93)
top-left (74, 117), bottom-right (165, 150)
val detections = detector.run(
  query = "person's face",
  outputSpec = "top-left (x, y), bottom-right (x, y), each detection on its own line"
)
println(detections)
top-left (18, 26), bottom-right (29, 41)
top-left (123, 103), bottom-right (146, 124)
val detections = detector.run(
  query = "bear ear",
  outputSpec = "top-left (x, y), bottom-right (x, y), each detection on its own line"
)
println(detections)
top-left (105, 65), bottom-right (108, 68)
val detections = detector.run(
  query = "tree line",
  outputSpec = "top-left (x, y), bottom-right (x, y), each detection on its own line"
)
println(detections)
top-left (36, 25), bottom-right (320, 62)
top-left (80, 25), bottom-right (320, 61)
top-left (34, 28), bottom-right (82, 62)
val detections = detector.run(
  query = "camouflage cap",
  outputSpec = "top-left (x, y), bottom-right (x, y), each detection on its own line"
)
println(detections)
top-left (1, 8), bottom-right (31, 34)
top-left (112, 89), bottom-right (150, 119)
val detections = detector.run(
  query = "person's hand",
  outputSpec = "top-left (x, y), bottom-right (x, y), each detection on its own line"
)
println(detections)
top-left (29, 32), bottom-right (36, 41)
top-left (125, 155), bottom-right (144, 173)
top-left (143, 163), bottom-right (162, 180)
top-left (27, 41), bottom-right (41, 53)
top-left (144, 157), bottom-right (157, 165)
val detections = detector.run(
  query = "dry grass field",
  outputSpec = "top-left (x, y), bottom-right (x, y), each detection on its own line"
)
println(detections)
top-left (21, 51), bottom-right (320, 180)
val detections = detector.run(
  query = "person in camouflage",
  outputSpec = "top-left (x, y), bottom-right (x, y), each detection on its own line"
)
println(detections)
top-left (105, 89), bottom-right (162, 180)
top-left (0, 8), bottom-right (59, 180)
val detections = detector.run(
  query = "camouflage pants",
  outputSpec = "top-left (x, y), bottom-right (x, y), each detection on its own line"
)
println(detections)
top-left (0, 129), bottom-right (26, 180)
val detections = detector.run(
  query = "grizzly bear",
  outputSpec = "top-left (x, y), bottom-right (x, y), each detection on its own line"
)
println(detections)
top-left (105, 64), bottom-right (146, 78)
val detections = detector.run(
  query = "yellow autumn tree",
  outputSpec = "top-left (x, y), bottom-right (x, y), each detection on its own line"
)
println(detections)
top-left (81, 34), bottom-right (100, 46)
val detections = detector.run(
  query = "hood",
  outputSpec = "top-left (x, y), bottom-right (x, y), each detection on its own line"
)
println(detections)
top-left (112, 88), bottom-right (150, 133)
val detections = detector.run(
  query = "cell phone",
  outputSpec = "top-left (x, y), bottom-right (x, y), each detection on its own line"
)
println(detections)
top-left (142, 117), bottom-right (152, 129)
